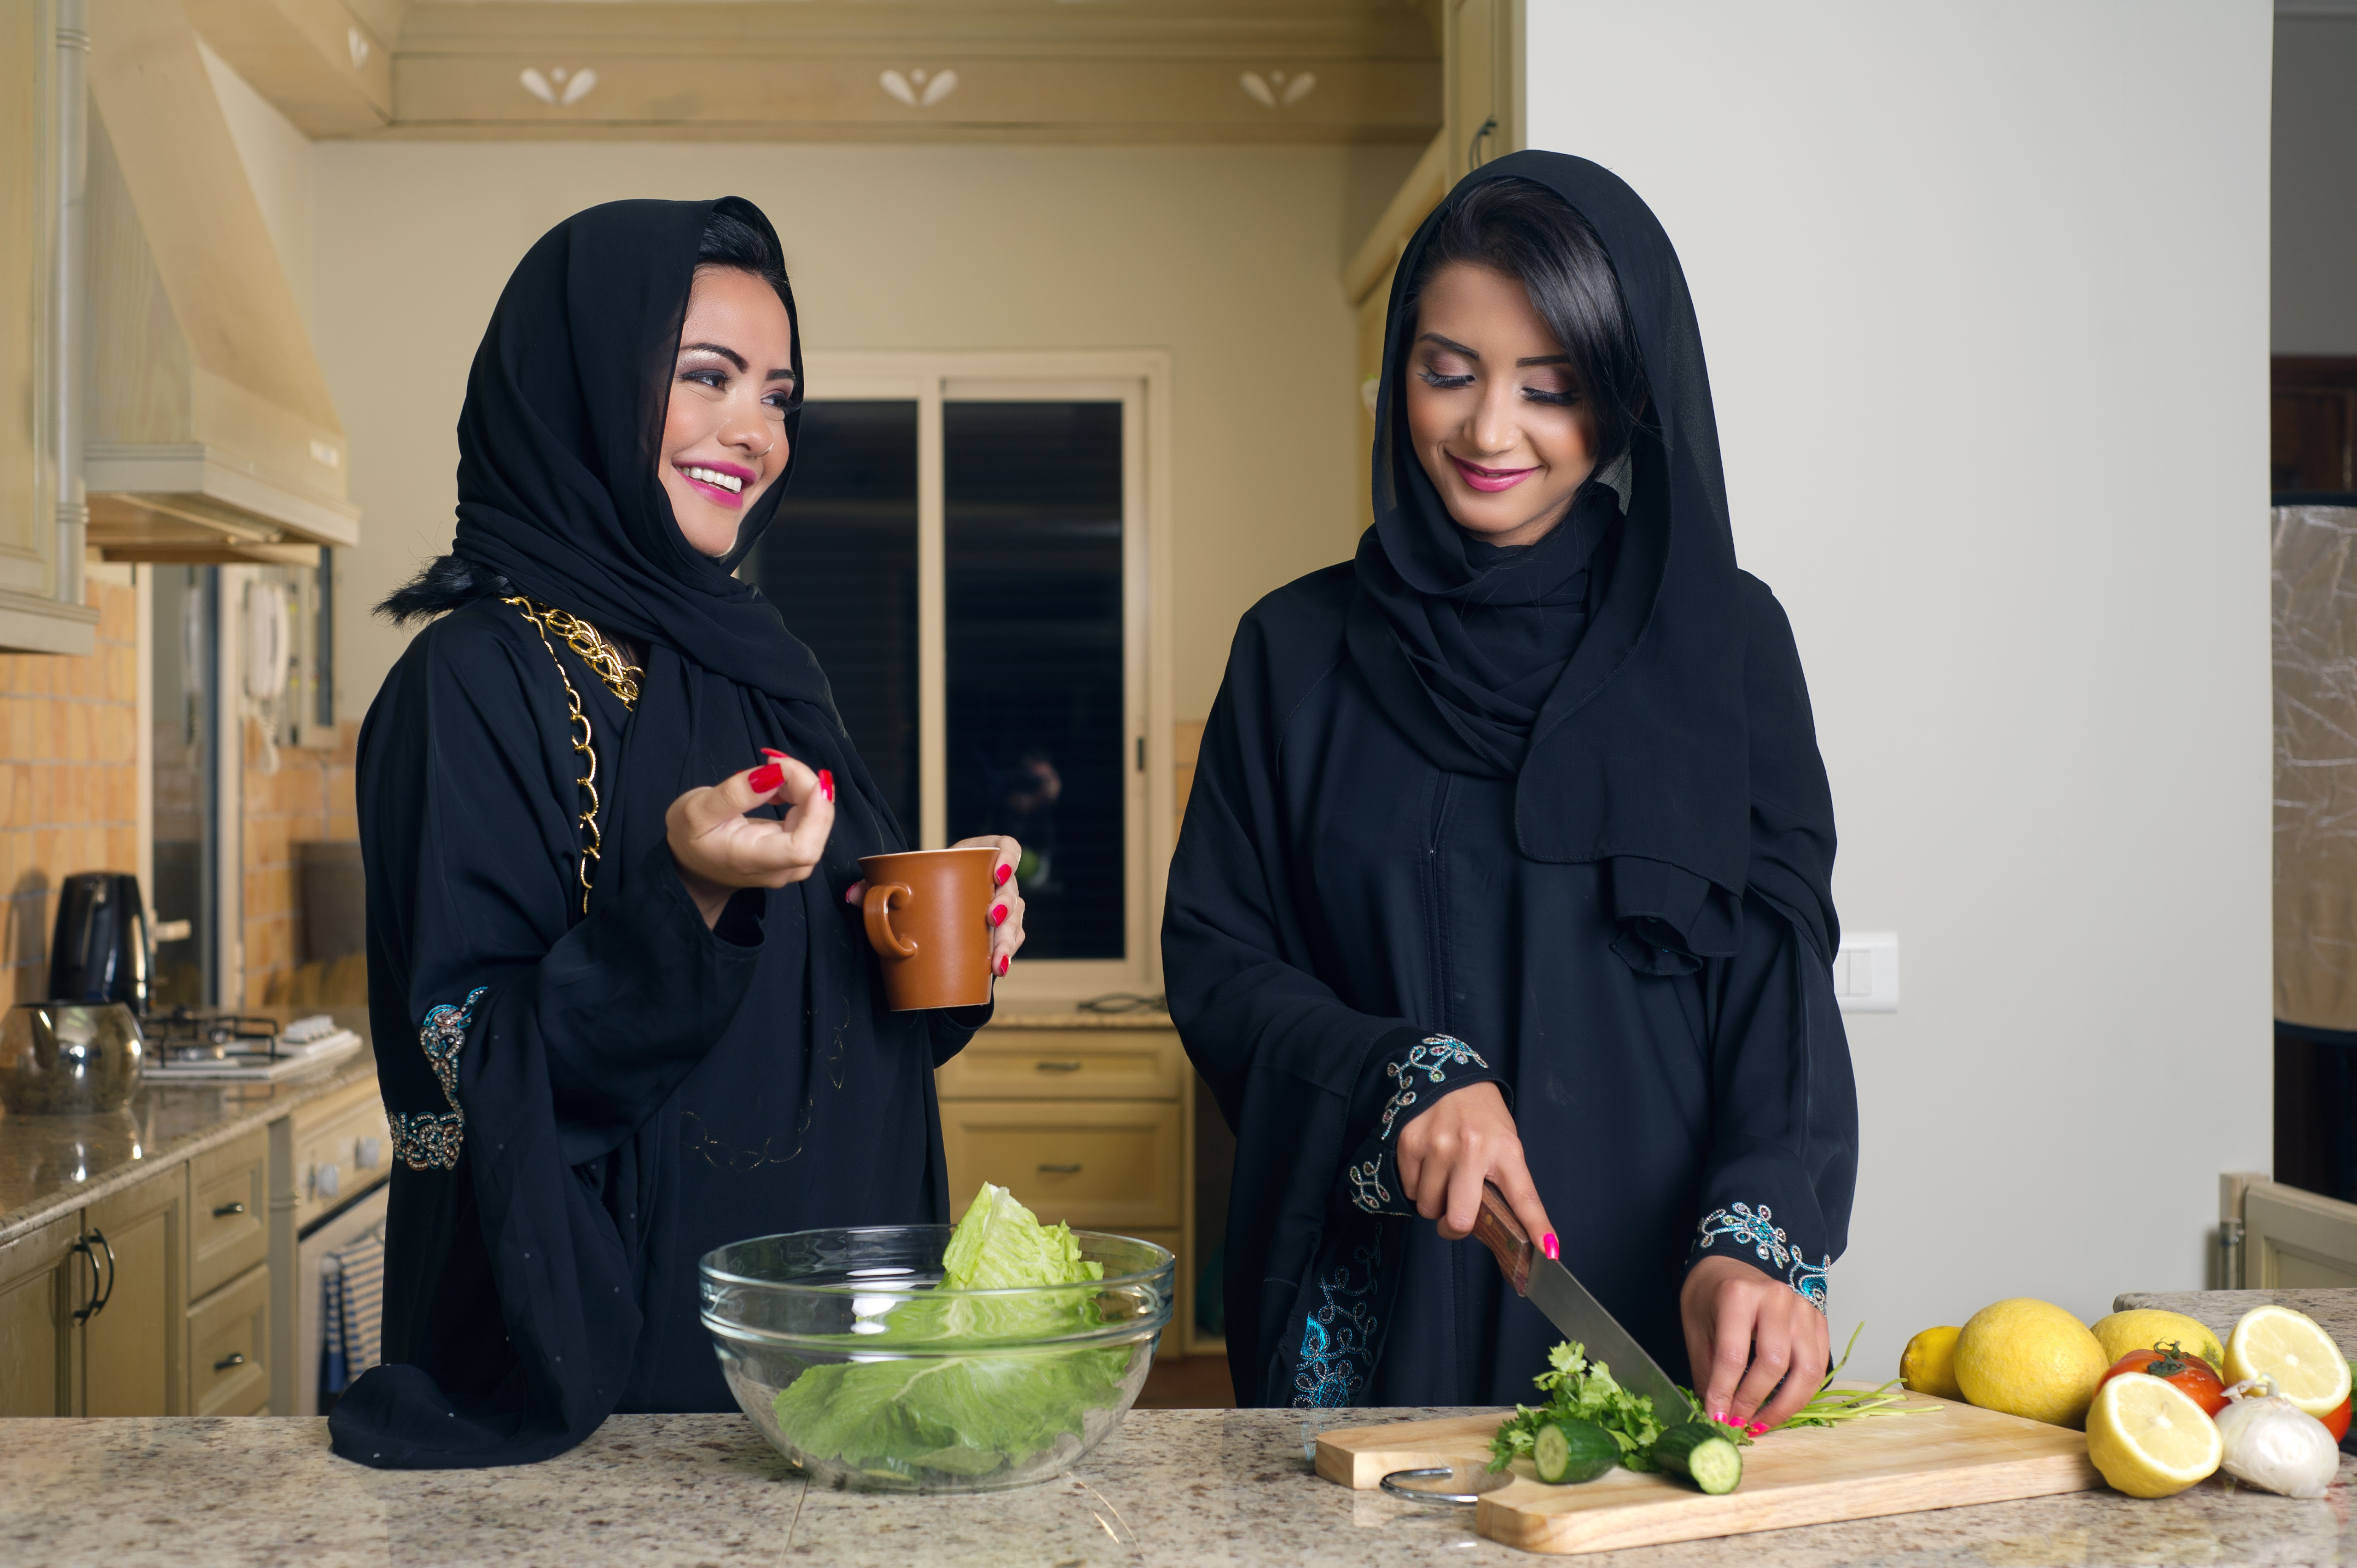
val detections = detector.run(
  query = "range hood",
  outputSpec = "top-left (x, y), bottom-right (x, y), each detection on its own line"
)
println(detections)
top-left (82, 0), bottom-right (356, 565)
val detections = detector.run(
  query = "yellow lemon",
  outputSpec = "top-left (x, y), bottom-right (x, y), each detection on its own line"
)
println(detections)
top-left (2224, 1304), bottom-right (2352, 1417)
top-left (1953, 1298), bottom-right (2109, 1428)
top-left (2084, 1371), bottom-right (2224, 1498)
top-left (2091, 1309), bottom-right (2225, 1372)
top-left (1899, 1325), bottom-right (1964, 1400)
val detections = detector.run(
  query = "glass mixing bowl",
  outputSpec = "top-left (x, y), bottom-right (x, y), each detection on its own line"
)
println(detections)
top-left (700, 1226), bottom-right (1173, 1493)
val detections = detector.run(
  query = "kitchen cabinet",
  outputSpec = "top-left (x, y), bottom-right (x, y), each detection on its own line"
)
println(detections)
top-left (187, 1263), bottom-right (269, 1417)
top-left (0, 1214), bottom-right (79, 1416)
top-left (189, 1131), bottom-right (268, 1301)
top-left (82, 1163), bottom-right (186, 1416)
top-left (1444, 0), bottom-right (1520, 182)
top-left (937, 1020), bottom-right (1219, 1354)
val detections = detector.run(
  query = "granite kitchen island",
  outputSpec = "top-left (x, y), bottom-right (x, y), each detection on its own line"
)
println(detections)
top-left (6, 1290), bottom-right (2357, 1566)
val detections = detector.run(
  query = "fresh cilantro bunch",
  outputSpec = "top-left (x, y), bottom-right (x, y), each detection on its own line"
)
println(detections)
top-left (1488, 1341), bottom-right (1675, 1473)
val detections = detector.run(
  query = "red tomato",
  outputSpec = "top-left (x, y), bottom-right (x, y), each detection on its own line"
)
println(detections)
top-left (2323, 1394), bottom-right (2351, 1443)
top-left (2098, 1345), bottom-right (2228, 1416)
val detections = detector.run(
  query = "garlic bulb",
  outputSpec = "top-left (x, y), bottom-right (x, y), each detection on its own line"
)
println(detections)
top-left (2213, 1379), bottom-right (2339, 1499)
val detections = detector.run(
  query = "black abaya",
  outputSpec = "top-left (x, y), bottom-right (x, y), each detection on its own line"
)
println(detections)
top-left (1164, 152), bottom-right (1858, 1409)
top-left (333, 198), bottom-right (985, 1468)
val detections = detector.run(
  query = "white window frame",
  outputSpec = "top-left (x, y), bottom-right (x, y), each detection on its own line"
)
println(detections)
top-left (797, 350), bottom-right (1175, 1002)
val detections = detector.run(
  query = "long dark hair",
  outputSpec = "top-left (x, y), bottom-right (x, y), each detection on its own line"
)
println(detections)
top-left (379, 202), bottom-right (795, 625)
top-left (1400, 176), bottom-right (1650, 473)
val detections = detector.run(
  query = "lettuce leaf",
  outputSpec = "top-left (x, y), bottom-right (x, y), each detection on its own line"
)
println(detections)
top-left (770, 1184), bottom-right (1133, 1479)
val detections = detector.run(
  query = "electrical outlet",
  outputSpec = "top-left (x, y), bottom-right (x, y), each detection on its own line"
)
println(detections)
top-left (1834, 931), bottom-right (1898, 1013)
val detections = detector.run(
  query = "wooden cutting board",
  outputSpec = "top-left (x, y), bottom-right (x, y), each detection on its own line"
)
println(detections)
top-left (1316, 1390), bottom-right (2102, 1555)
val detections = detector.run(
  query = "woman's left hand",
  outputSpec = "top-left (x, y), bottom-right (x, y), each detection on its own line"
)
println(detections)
top-left (1679, 1255), bottom-right (1830, 1434)
top-left (843, 835), bottom-right (1028, 986)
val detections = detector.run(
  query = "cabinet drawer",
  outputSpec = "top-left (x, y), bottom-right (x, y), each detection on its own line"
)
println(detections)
top-left (189, 1130), bottom-right (268, 1300)
top-left (939, 1101), bottom-right (1180, 1231)
top-left (940, 1030), bottom-right (1183, 1101)
top-left (187, 1263), bottom-right (269, 1417)
top-left (295, 1089), bottom-right (393, 1232)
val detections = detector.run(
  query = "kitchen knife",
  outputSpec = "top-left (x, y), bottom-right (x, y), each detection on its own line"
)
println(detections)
top-left (1472, 1182), bottom-right (1696, 1426)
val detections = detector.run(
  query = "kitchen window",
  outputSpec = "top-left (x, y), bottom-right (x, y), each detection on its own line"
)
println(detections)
top-left (743, 353), bottom-right (1172, 998)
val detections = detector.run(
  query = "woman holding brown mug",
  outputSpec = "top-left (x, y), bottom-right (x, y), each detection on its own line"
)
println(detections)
top-left (342, 198), bottom-right (1023, 1468)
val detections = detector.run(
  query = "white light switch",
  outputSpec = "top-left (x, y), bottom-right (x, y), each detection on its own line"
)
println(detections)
top-left (1835, 931), bottom-right (1899, 1014)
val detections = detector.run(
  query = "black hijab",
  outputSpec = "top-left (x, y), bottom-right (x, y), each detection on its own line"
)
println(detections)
top-left (447, 193), bottom-right (906, 902)
top-left (1351, 152), bottom-right (1837, 963)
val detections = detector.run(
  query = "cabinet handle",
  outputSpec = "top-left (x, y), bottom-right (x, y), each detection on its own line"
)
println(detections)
top-left (1037, 1163), bottom-right (1082, 1174)
top-left (213, 1352), bottom-right (247, 1373)
top-left (68, 1236), bottom-right (99, 1324)
top-left (1034, 1061), bottom-right (1084, 1073)
top-left (212, 1201), bottom-right (247, 1218)
top-left (89, 1228), bottom-right (115, 1320)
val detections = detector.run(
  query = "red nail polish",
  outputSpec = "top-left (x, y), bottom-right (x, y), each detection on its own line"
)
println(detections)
top-left (990, 904), bottom-right (1007, 927)
top-left (760, 747), bottom-right (789, 761)
top-left (1712, 1411), bottom-right (1729, 1425)
top-left (845, 885), bottom-right (859, 905)
top-left (1746, 1423), bottom-right (1766, 1437)
top-left (748, 763), bottom-right (784, 794)
top-left (994, 863), bottom-right (1012, 887)
top-left (1542, 1232), bottom-right (1559, 1261)
top-left (997, 955), bottom-right (1010, 977)
top-left (819, 769), bottom-right (835, 802)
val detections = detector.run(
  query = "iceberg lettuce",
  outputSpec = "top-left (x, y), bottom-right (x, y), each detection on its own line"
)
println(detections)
top-left (769, 1184), bottom-right (1135, 1479)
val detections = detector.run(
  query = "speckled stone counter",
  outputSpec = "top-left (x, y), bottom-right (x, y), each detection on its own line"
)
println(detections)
top-left (0, 1008), bottom-right (376, 1246)
top-left (2115, 1288), bottom-right (2357, 1355)
top-left (8, 1404), bottom-right (2357, 1568)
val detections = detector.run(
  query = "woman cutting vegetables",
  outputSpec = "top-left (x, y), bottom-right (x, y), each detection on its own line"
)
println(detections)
top-left (1164, 152), bottom-right (1857, 1429)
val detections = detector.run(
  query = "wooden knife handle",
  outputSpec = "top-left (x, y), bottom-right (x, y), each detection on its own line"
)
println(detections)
top-left (1472, 1181), bottom-right (1533, 1296)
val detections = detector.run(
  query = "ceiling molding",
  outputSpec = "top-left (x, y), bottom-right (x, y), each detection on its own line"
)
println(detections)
top-left (196, 0), bottom-right (1442, 142)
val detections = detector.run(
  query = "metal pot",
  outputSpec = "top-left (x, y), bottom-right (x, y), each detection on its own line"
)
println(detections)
top-left (0, 1003), bottom-right (145, 1115)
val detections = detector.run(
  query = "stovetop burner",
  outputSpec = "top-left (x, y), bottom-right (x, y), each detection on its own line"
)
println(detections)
top-left (139, 1007), bottom-right (284, 1062)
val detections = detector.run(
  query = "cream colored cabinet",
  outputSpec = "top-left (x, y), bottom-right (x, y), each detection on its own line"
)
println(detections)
top-left (188, 1263), bottom-right (270, 1417)
top-left (0, 1215), bottom-right (81, 1416)
top-left (938, 1023), bottom-right (1214, 1353)
top-left (190, 1132), bottom-right (269, 1301)
top-left (82, 1164), bottom-right (187, 1417)
top-left (1445, 0), bottom-right (1520, 181)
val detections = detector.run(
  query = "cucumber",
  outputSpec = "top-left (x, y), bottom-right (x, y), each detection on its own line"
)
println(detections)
top-left (1650, 1421), bottom-right (1743, 1495)
top-left (1532, 1418), bottom-right (1621, 1485)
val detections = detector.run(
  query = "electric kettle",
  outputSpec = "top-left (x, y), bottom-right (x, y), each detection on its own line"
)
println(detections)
top-left (48, 872), bottom-right (152, 1013)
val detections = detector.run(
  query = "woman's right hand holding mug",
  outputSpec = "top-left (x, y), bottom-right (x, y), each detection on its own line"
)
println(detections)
top-left (667, 751), bottom-right (835, 927)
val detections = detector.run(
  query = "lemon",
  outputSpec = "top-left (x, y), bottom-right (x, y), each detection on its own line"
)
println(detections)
top-left (2091, 1309), bottom-right (2225, 1372)
top-left (1953, 1298), bottom-right (2110, 1428)
top-left (2223, 1304), bottom-right (2352, 1417)
top-left (2084, 1371), bottom-right (2224, 1497)
top-left (1899, 1325), bottom-right (1964, 1400)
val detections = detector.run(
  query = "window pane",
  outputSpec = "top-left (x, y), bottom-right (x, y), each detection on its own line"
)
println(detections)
top-left (748, 402), bottom-right (920, 837)
top-left (945, 401), bottom-right (1125, 960)
top-left (150, 566), bottom-right (219, 1007)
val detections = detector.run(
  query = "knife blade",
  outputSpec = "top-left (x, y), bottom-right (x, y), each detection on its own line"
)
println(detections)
top-left (1471, 1182), bottom-right (1695, 1426)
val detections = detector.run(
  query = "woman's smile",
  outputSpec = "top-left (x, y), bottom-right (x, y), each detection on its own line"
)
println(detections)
top-left (676, 460), bottom-right (755, 507)
top-left (1447, 453), bottom-right (1538, 493)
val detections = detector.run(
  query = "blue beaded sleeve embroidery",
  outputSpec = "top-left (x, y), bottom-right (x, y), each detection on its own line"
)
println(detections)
top-left (1375, 1036), bottom-right (1491, 1141)
top-left (1693, 1202), bottom-right (1830, 1311)
top-left (1291, 1230), bottom-right (1384, 1408)
top-left (389, 987), bottom-right (487, 1172)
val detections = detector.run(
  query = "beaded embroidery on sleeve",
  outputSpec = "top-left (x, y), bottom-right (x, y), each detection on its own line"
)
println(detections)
top-left (1375, 1035), bottom-right (1490, 1142)
top-left (1694, 1202), bottom-right (1830, 1311)
top-left (389, 987), bottom-right (488, 1172)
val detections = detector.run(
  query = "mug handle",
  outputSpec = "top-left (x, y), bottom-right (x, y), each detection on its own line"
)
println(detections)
top-left (863, 882), bottom-right (918, 959)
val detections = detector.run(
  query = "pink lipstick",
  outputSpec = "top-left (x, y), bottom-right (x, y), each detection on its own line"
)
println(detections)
top-left (676, 458), bottom-right (758, 510)
top-left (1448, 453), bottom-right (1537, 493)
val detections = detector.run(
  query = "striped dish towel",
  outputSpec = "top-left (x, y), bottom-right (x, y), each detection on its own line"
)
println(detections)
top-left (321, 1226), bottom-right (387, 1396)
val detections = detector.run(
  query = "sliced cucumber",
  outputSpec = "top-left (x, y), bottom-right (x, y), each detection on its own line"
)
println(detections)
top-left (1651, 1421), bottom-right (1743, 1495)
top-left (1532, 1418), bottom-right (1621, 1485)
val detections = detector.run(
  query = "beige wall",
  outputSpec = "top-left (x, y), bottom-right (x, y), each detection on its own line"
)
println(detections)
top-left (2275, 15), bottom-right (2357, 353)
top-left (307, 142), bottom-right (1411, 733)
top-left (1530, 1), bottom-right (2272, 1377)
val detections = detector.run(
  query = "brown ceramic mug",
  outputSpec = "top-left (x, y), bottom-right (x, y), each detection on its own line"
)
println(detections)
top-left (857, 846), bottom-right (999, 1011)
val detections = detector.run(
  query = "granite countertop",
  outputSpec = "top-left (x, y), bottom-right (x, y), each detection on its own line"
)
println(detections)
top-left (8, 1398), bottom-right (2357, 1568)
top-left (0, 1007), bottom-right (378, 1247)
top-left (2114, 1287), bottom-right (2357, 1349)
